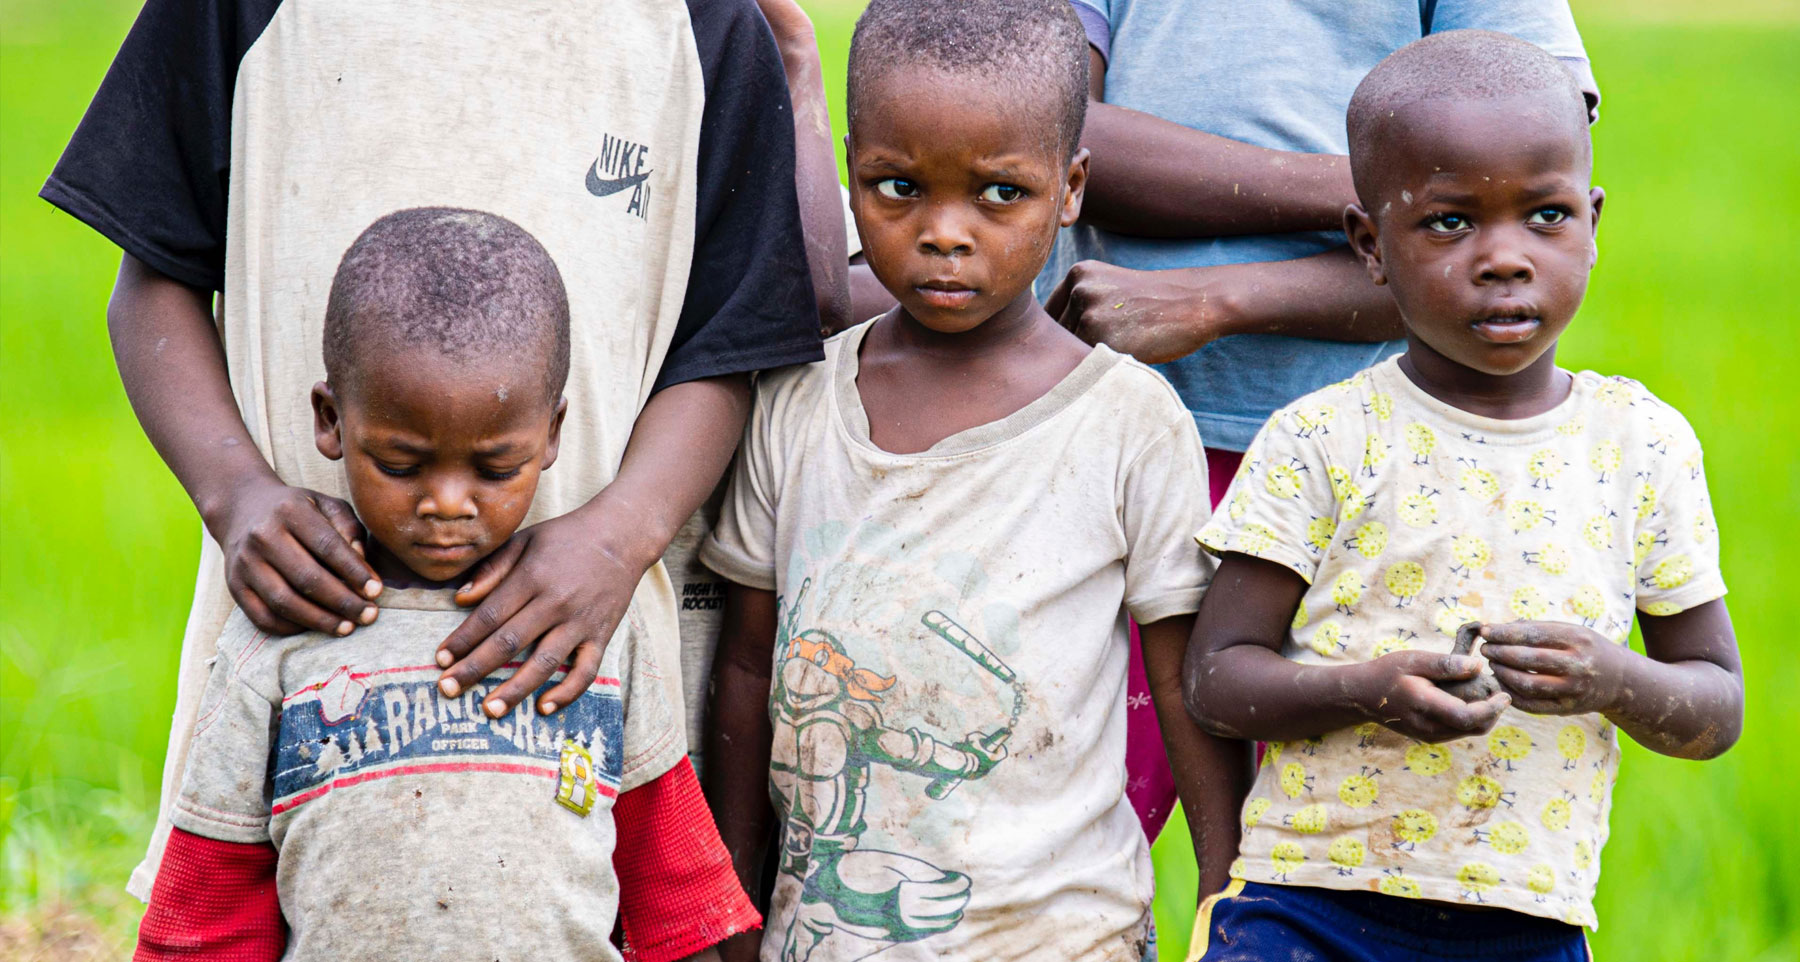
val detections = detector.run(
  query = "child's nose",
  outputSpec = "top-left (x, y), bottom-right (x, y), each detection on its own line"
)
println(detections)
top-left (1475, 229), bottom-right (1536, 284)
top-left (417, 477), bottom-right (478, 520)
top-left (917, 203), bottom-right (975, 257)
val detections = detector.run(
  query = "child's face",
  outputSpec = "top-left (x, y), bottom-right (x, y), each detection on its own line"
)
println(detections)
top-left (1347, 94), bottom-right (1603, 376)
top-left (312, 349), bottom-right (565, 584)
top-left (848, 66), bottom-right (1086, 333)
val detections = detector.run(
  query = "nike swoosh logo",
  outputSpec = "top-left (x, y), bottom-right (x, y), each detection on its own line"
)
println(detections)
top-left (586, 160), bottom-right (652, 197)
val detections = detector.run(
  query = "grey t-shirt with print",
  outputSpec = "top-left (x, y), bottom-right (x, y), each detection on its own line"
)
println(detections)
top-left (171, 588), bottom-right (684, 961)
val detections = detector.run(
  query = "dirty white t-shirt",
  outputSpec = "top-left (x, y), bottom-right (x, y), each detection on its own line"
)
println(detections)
top-left (171, 588), bottom-right (683, 960)
top-left (701, 321), bottom-right (1215, 961)
top-left (1198, 356), bottom-right (1726, 928)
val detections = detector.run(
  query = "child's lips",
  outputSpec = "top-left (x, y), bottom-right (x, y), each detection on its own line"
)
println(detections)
top-left (915, 283), bottom-right (977, 310)
top-left (1472, 315), bottom-right (1541, 343)
top-left (414, 542), bottom-right (478, 561)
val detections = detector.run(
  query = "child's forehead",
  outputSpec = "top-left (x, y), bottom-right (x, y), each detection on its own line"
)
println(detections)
top-left (341, 341), bottom-right (553, 420)
top-left (1370, 93), bottom-right (1590, 196)
top-left (851, 65), bottom-right (1066, 163)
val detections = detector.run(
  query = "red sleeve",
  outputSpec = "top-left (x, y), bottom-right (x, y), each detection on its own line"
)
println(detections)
top-left (614, 758), bottom-right (762, 962)
top-left (135, 827), bottom-right (285, 962)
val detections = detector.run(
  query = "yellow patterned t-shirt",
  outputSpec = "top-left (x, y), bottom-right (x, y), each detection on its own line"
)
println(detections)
top-left (1197, 355), bottom-right (1725, 928)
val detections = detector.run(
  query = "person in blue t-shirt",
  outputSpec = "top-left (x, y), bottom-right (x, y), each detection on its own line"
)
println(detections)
top-left (1036, 0), bottom-right (1600, 881)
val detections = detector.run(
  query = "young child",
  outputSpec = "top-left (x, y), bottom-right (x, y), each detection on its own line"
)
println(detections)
top-left (132, 209), bottom-right (758, 962)
top-left (1183, 31), bottom-right (1743, 961)
top-left (698, 3), bottom-right (1249, 960)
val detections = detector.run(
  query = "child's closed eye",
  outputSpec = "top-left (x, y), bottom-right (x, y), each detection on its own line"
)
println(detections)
top-left (375, 461), bottom-right (418, 477)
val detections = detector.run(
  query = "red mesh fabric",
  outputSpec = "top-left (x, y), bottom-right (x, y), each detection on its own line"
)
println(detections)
top-left (615, 758), bottom-right (762, 962)
top-left (135, 827), bottom-right (285, 962)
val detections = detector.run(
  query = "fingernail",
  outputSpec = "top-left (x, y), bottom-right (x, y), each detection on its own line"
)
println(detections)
top-left (539, 700), bottom-right (558, 715)
top-left (458, 583), bottom-right (473, 595)
top-left (436, 650), bottom-right (454, 668)
top-left (335, 621), bottom-right (353, 636)
top-left (359, 606), bottom-right (378, 625)
top-left (364, 579), bottom-right (382, 598)
top-left (439, 677), bottom-right (461, 697)
top-left (352, 540), bottom-right (365, 556)
top-left (486, 698), bottom-right (507, 718)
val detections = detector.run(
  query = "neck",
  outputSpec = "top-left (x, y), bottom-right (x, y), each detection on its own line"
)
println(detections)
top-left (366, 540), bottom-right (466, 592)
top-left (1398, 337), bottom-right (1571, 420)
top-left (884, 289), bottom-right (1051, 361)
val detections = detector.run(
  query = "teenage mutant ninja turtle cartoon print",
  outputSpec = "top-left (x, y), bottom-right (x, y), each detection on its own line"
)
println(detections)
top-left (769, 578), bottom-right (1025, 962)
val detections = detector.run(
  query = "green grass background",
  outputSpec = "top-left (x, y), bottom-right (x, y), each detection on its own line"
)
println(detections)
top-left (1, 1), bottom-right (1795, 958)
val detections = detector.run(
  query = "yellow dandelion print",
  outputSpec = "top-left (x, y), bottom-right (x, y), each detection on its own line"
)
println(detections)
top-left (1510, 585), bottom-right (1550, 620)
top-left (1458, 774), bottom-right (1507, 810)
top-left (1291, 404), bottom-right (1337, 437)
top-left (1328, 465), bottom-right (1356, 501)
top-left (1363, 436), bottom-right (1391, 476)
top-left (1235, 455), bottom-right (1256, 483)
top-left (1367, 392), bottom-right (1394, 420)
top-left (1556, 414), bottom-right (1586, 436)
top-left (1541, 796), bottom-right (1572, 832)
top-left (1528, 448), bottom-right (1565, 489)
top-left (1527, 864), bottom-right (1557, 897)
top-left (1339, 771), bottom-right (1380, 808)
top-left (1434, 600), bottom-right (1478, 637)
top-left (1371, 634), bottom-right (1414, 658)
top-left (1385, 561), bottom-right (1426, 606)
top-left (1567, 585), bottom-right (1606, 626)
top-left (1332, 570), bottom-right (1367, 614)
top-left (1243, 797), bottom-right (1272, 828)
top-left (1328, 836), bottom-right (1367, 875)
top-left (1286, 803), bottom-right (1329, 834)
top-left (1229, 487), bottom-right (1251, 520)
top-left (1484, 821), bottom-right (1530, 855)
top-left (1398, 487), bottom-right (1440, 528)
top-left (1405, 423), bottom-right (1436, 464)
top-left (1308, 621), bottom-right (1347, 657)
top-left (1507, 499), bottom-right (1554, 533)
top-left (1632, 477), bottom-right (1658, 520)
top-left (1574, 839), bottom-right (1594, 870)
top-left (1590, 770), bottom-right (1608, 805)
top-left (1379, 870), bottom-right (1424, 898)
top-left (1557, 726), bottom-right (1587, 769)
top-left (1267, 463), bottom-right (1305, 499)
top-left (1348, 521), bottom-right (1388, 559)
top-left (1693, 509), bottom-right (1716, 545)
top-left (1489, 726), bottom-right (1533, 771)
top-left (1280, 761), bottom-right (1313, 798)
top-left (1589, 440), bottom-right (1623, 481)
top-left (1450, 534), bottom-right (1491, 576)
top-left (1306, 516), bottom-right (1338, 552)
top-left (1392, 809), bottom-right (1439, 850)
top-left (1644, 601), bottom-right (1682, 616)
top-left (1291, 601), bottom-right (1309, 630)
top-left (1355, 721), bottom-right (1382, 747)
top-left (1458, 862), bottom-right (1502, 897)
top-left (1404, 742), bottom-right (1453, 776)
top-left (1230, 858), bottom-right (1247, 879)
top-left (1263, 741), bottom-right (1284, 769)
top-left (1596, 379), bottom-right (1635, 408)
top-left (1458, 464), bottom-right (1501, 502)
top-left (1238, 523), bottom-right (1278, 554)
top-left (1648, 554), bottom-right (1694, 590)
top-left (1634, 530), bottom-right (1664, 567)
top-left (1270, 841), bottom-right (1306, 879)
top-left (1582, 512), bottom-right (1614, 550)
top-left (1525, 542), bottom-right (1573, 576)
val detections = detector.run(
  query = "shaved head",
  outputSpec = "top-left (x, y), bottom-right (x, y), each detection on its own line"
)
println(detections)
top-left (1347, 30), bottom-right (1590, 205)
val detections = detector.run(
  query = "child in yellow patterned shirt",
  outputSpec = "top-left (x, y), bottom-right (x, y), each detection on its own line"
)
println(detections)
top-left (1180, 29), bottom-right (1744, 962)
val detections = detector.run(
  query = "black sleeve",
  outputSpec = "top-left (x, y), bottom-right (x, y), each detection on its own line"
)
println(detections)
top-left (39, 0), bottom-right (282, 292)
top-left (657, 0), bottom-right (825, 391)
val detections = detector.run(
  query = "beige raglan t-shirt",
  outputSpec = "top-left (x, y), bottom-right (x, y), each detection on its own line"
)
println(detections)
top-left (1198, 356), bottom-right (1726, 928)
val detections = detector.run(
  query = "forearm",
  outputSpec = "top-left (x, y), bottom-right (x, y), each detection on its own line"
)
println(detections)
top-left (1186, 645), bottom-right (1368, 742)
top-left (107, 254), bottom-right (276, 531)
top-left (1205, 248), bottom-right (1404, 344)
top-left (761, 10), bottom-right (850, 334)
top-left (1143, 618), bottom-right (1252, 897)
top-left (1606, 653), bottom-right (1743, 760)
top-left (702, 591), bottom-right (779, 898)
top-left (1079, 102), bottom-right (1354, 238)
top-left (581, 374), bottom-right (752, 572)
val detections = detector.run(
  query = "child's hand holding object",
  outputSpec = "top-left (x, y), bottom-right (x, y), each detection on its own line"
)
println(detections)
top-left (1348, 647), bottom-right (1510, 743)
top-left (1479, 621), bottom-right (1627, 716)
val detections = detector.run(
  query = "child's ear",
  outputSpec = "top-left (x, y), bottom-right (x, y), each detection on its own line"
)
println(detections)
top-left (1343, 204), bottom-right (1387, 287)
top-left (1587, 186), bottom-right (1605, 267)
top-left (539, 396), bottom-right (569, 472)
top-left (1060, 147), bottom-right (1090, 229)
top-left (312, 381), bottom-right (345, 460)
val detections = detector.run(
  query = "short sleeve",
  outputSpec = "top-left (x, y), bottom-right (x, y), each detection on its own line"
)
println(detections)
top-left (169, 613), bottom-right (282, 844)
top-left (1633, 415), bottom-right (1727, 616)
top-left (40, 0), bottom-right (281, 291)
top-left (1196, 407), bottom-right (1340, 585)
top-left (1429, 0), bottom-right (1599, 115)
top-left (656, 0), bottom-right (826, 390)
top-left (616, 611), bottom-right (688, 793)
top-left (698, 380), bottom-right (781, 590)
top-left (1069, 0), bottom-right (1111, 62)
top-left (1121, 405), bottom-right (1215, 623)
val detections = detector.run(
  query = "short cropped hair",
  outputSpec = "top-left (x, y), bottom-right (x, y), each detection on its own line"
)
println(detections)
top-left (1347, 30), bottom-right (1589, 200)
top-left (323, 208), bottom-right (571, 402)
top-left (847, 0), bottom-right (1089, 160)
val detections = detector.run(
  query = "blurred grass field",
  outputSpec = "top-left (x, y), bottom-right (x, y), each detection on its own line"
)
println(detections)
top-left (1, 1), bottom-right (1796, 958)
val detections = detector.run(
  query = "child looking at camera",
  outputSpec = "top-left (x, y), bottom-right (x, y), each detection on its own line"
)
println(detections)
top-left (1183, 31), bottom-right (1743, 962)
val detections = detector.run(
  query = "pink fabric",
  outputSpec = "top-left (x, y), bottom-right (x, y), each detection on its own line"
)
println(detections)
top-left (1123, 447), bottom-right (1243, 840)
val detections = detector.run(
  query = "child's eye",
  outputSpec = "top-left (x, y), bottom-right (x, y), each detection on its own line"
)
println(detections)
top-left (480, 467), bottom-right (523, 482)
top-left (1424, 213), bottom-right (1470, 233)
top-left (873, 178), bottom-right (918, 200)
top-left (375, 462), bottom-right (417, 478)
top-left (1527, 208), bottom-right (1570, 226)
top-left (979, 183), bottom-right (1024, 203)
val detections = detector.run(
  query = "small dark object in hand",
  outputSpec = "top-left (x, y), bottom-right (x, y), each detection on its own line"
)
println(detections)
top-left (1438, 622), bottom-right (1501, 701)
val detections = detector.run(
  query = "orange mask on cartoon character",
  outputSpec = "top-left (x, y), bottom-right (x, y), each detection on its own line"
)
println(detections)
top-left (788, 631), bottom-right (896, 702)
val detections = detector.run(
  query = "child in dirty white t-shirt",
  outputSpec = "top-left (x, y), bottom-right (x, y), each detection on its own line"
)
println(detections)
top-left (133, 210), bottom-right (756, 962)
top-left (697, 4), bottom-right (1251, 962)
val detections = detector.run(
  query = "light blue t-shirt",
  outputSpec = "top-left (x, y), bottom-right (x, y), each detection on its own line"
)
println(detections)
top-left (1044, 0), bottom-right (1596, 451)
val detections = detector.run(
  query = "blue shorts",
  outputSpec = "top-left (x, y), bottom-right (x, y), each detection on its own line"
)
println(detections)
top-left (1187, 882), bottom-right (1590, 962)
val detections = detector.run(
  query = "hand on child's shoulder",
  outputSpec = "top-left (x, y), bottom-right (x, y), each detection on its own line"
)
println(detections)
top-left (1352, 648), bottom-right (1511, 743)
